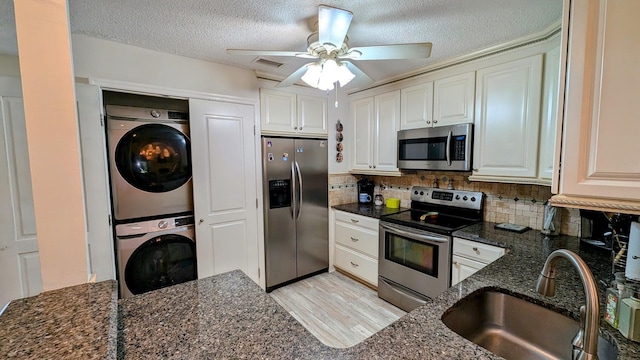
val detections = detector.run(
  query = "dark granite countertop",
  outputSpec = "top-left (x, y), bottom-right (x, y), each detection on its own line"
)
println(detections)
top-left (118, 221), bottom-right (639, 359)
top-left (3, 221), bottom-right (640, 359)
top-left (333, 202), bottom-right (408, 219)
top-left (0, 280), bottom-right (118, 359)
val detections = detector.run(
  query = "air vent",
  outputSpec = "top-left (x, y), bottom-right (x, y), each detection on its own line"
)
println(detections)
top-left (253, 57), bottom-right (284, 68)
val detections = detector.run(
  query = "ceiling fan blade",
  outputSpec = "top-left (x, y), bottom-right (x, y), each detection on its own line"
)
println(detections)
top-left (344, 43), bottom-right (433, 60)
top-left (342, 61), bottom-right (373, 88)
top-left (275, 64), bottom-right (309, 88)
top-left (227, 49), bottom-right (306, 57)
top-left (318, 5), bottom-right (353, 50)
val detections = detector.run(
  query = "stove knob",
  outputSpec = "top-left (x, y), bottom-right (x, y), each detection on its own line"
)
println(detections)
top-left (455, 195), bottom-right (460, 200)
top-left (414, 190), bottom-right (419, 195)
top-left (419, 191), bottom-right (424, 195)
top-left (471, 196), bottom-right (476, 202)
top-left (463, 196), bottom-right (468, 201)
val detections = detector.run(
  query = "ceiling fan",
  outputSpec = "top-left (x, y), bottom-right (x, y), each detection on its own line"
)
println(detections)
top-left (227, 5), bottom-right (433, 90)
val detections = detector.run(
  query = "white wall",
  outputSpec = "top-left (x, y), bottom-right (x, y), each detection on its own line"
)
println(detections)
top-left (71, 35), bottom-right (259, 101)
top-left (0, 55), bottom-right (21, 77)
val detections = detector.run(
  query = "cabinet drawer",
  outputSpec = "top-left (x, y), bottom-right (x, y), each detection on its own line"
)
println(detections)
top-left (334, 245), bottom-right (378, 286)
top-left (335, 222), bottom-right (378, 258)
top-left (452, 237), bottom-right (505, 264)
top-left (335, 211), bottom-right (379, 231)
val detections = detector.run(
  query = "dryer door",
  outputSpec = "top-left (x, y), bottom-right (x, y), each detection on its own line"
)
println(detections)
top-left (115, 123), bottom-right (192, 193)
top-left (124, 234), bottom-right (196, 295)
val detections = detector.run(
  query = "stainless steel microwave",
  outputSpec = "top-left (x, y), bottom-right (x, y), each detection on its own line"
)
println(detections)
top-left (397, 123), bottom-right (473, 171)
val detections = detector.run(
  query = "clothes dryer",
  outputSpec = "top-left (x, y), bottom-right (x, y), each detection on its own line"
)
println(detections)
top-left (116, 215), bottom-right (196, 298)
top-left (106, 105), bottom-right (193, 221)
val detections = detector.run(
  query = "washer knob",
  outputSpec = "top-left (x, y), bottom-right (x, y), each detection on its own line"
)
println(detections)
top-left (158, 220), bottom-right (169, 229)
top-left (150, 110), bottom-right (161, 118)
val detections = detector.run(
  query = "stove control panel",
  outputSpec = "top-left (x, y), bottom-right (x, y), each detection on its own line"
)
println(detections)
top-left (410, 186), bottom-right (483, 211)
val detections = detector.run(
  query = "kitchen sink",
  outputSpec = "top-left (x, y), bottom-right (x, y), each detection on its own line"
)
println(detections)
top-left (441, 289), bottom-right (618, 360)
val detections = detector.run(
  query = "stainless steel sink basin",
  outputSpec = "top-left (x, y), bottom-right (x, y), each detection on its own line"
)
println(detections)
top-left (442, 289), bottom-right (618, 360)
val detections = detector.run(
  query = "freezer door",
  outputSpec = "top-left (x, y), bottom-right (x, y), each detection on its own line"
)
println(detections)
top-left (262, 138), bottom-right (297, 289)
top-left (294, 139), bottom-right (329, 277)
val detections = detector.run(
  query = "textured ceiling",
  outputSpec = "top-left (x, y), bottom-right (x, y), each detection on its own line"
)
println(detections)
top-left (2, 0), bottom-right (563, 89)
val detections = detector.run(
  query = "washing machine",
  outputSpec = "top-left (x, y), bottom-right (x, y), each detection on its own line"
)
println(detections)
top-left (116, 215), bottom-right (197, 298)
top-left (106, 105), bottom-right (193, 221)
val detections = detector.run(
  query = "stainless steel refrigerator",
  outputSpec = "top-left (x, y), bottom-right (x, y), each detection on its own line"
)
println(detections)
top-left (262, 137), bottom-right (328, 292)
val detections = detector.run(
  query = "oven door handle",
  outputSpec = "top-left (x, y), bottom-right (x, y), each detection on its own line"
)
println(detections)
top-left (381, 223), bottom-right (448, 243)
top-left (445, 130), bottom-right (452, 166)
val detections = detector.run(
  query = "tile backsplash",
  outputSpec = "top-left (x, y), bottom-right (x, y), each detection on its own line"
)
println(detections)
top-left (329, 172), bottom-right (581, 236)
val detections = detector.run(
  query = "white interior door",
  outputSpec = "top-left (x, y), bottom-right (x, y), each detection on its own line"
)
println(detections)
top-left (0, 78), bottom-right (42, 307)
top-left (190, 99), bottom-right (260, 284)
top-left (75, 83), bottom-right (114, 281)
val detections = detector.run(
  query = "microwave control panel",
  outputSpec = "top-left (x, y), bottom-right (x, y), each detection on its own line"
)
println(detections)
top-left (452, 135), bottom-right (466, 160)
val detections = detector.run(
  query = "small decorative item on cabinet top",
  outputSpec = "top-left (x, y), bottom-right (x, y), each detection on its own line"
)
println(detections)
top-left (335, 119), bottom-right (343, 163)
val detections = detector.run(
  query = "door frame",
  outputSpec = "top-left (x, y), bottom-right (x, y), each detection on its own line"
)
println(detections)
top-left (85, 77), bottom-right (266, 289)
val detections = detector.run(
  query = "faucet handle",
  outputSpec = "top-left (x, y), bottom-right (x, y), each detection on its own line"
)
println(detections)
top-left (571, 305), bottom-right (586, 360)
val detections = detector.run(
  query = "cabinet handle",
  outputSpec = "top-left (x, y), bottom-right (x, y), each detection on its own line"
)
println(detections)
top-left (198, 219), bottom-right (204, 225)
top-left (473, 247), bottom-right (479, 252)
top-left (294, 126), bottom-right (298, 130)
top-left (453, 261), bottom-right (458, 265)
top-left (350, 219), bottom-right (359, 223)
top-left (0, 246), bottom-right (7, 251)
top-left (350, 261), bottom-right (359, 267)
top-left (472, 168), bottom-right (478, 172)
top-left (369, 165), bottom-right (372, 168)
top-left (299, 127), bottom-right (303, 130)
top-left (433, 120), bottom-right (438, 124)
top-left (373, 165), bottom-right (376, 169)
top-left (350, 237), bottom-right (359, 242)
top-left (426, 120), bottom-right (431, 124)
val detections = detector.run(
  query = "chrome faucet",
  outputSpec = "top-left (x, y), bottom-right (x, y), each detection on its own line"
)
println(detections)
top-left (536, 249), bottom-right (600, 360)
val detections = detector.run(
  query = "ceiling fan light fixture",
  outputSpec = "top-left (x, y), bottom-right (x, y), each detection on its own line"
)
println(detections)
top-left (301, 59), bottom-right (355, 91)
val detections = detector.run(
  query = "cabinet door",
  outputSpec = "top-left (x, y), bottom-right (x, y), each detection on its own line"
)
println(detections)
top-left (433, 72), bottom-right (475, 126)
top-left (190, 99), bottom-right (260, 283)
top-left (538, 46), bottom-right (561, 181)
top-left (451, 255), bottom-right (485, 286)
top-left (297, 94), bottom-right (327, 136)
top-left (374, 90), bottom-right (401, 172)
top-left (555, 0), bottom-right (640, 204)
top-left (472, 55), bottom-right (543, 178)
top-left (351, 97), bottom-right (374, 171)
top-left (400, 82), bottom-right (433, 130)
top-left (260, 89), bottom-right (296, 134)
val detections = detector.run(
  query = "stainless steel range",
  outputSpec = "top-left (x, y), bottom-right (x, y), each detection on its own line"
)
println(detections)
top-left (378, 186), bottom-right (484, 312)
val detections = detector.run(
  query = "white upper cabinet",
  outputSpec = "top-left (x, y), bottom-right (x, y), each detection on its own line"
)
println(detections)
top-left (470, 54), bottom-right (544, 183)
top-left (538, 46), bottom-right (561, 181)
top-left (351, 90), bottom-right (401, 175)
top-left (400, 72), bottom-right (475, 130)
top-left (400, 82), bottom-right (433, 129)
top-left (551, 0), bottom-right (640, 214)
top-left (433, 72), bottom-right (476, 127)
top-left (260, 88), bottom-right (327, 137)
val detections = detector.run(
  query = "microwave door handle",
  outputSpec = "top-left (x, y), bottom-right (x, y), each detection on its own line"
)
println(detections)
top-left (381, 223), bottom-right (448, 244)
top-left (446, 130), bottom-right (452, 166)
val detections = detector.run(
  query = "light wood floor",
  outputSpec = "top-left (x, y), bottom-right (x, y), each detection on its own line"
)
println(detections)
top-left (270, 271), bottom-right (406, 348)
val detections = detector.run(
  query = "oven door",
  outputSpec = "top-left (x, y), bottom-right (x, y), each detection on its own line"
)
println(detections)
top-left (379, 222), bottom-right (451, 301)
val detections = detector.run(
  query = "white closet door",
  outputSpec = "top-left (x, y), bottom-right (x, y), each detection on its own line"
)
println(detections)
top-left (76, 83), bottom-right (114, 281)
top-left (190, 99), bottom-right (260, 284)
top-left (0, 83), bottom-right (42, 307)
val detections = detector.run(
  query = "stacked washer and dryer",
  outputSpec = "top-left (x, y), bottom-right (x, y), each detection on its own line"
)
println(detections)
top-left (106, 105), bottom-right (197, 298)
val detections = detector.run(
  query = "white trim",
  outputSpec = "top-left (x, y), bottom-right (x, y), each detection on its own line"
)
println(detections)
top-left (550, 194), bottom-right (640, 215)
top-left (468, 175), bottom-right (552, 186)
top-left (85, 77), bottom-right (258, 106)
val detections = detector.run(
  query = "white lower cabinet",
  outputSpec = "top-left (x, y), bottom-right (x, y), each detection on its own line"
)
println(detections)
top-left (333, 210), bottom-right (379, 287)
top-left (450, 237), bottom-right (505, 286)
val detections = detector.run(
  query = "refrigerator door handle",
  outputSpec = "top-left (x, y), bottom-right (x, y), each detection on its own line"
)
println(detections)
top-left (295, 161), bottom-right (303, 221)
top-left (291, 161), bottom-right (296, 220)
